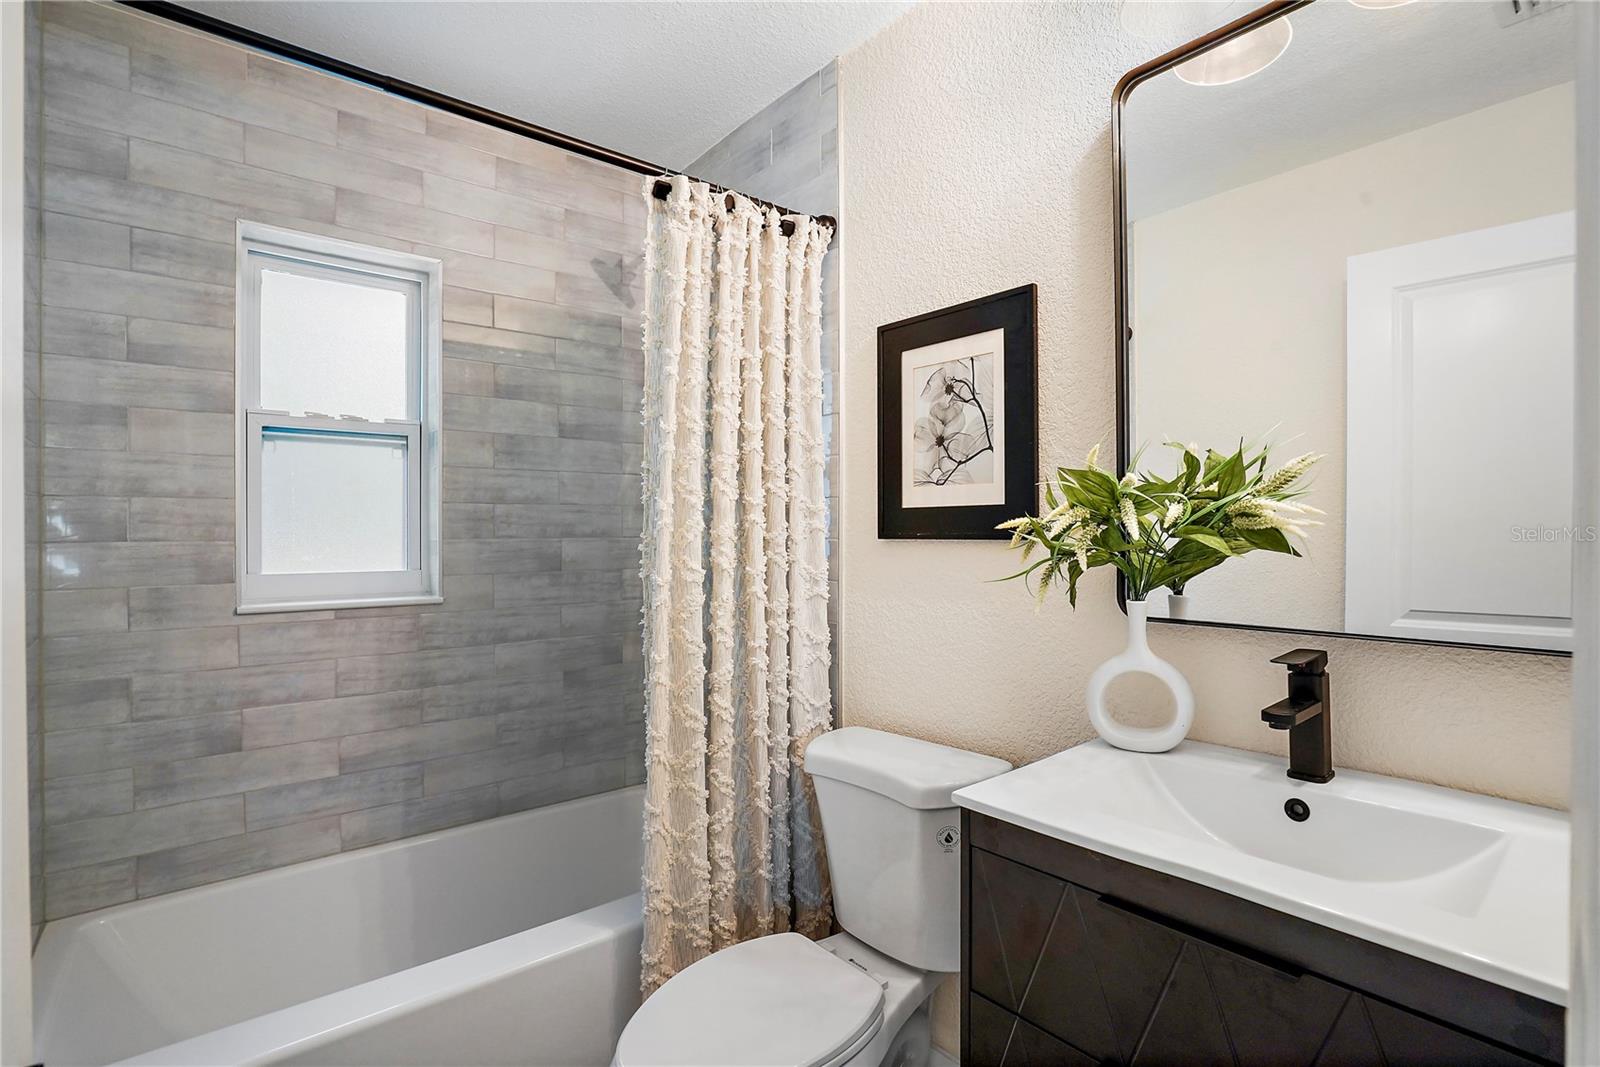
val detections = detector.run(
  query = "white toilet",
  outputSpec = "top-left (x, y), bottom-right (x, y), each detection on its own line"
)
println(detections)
top-left (613, 726), bottom-right (1012, 1067)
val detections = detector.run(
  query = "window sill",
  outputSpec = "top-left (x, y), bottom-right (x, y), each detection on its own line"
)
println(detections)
top-left (236, 594), bottom-right (445, 615)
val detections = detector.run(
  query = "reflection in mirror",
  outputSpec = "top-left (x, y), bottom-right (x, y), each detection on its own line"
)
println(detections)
top-left (1121, 0), bottom-right (1575, 651)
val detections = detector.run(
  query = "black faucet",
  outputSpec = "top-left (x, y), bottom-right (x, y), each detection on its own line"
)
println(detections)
top-left (1260, 649), bottom-right (1333, 783)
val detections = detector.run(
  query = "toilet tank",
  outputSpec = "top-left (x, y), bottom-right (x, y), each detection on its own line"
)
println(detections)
top-left (805, 727), bottom-right (1011, 973)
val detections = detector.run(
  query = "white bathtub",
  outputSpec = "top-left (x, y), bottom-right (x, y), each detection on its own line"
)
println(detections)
top-left (33, 786), bottom-right (644, 1067)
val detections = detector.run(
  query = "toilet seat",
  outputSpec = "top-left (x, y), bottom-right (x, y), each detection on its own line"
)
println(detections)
top-left (613, 932), bottom-right (886, 1067)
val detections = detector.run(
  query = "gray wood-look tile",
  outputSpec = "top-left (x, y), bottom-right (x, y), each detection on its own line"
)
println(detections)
top-left (129, 140), bottom-right (336, 222)
top-left (418, 606), bottom-right (562, 650)
top-left (45, 626), bottom-right (238, 683)
top-left (44, 860), bottom-right (137, 920)
top-left (339, 784), bottom-right (498, 850)
top-left (127, 584), bottom-right (335, 632)
top-left (129, 230), bottom-right (232, 287)
top-left (246, 53), bottom-right (426, 133)
top-left (421, 676), bottom-right (558, 722)
top-left (126, 318), bottom-right (231, 371)
top-left (339, 718), bottom-right (499, 774)
top-left (443, 538), bottom-right (561, 577)
top-left (44, 768), bottom-right (134, 824)
top-left (238, 617), bottom-right (421, 667)
top-left (44, 116), bottom-right (129, 179)
top-left (131, 662), bottom-right (337, 720)
top-left (493, 571), bottom-right (623, 609)
top-left (559, 405), bottom-right (643, 444)
top-left (419, 244), bottom-right (556, 302)
top-left (130, 47), bottom-right (339, 146)
top-left (444, 357), bottom-right (495, 398)
top-left (245, 765), bottom-right (423, 831)
top-left (43, 678), bottom-right (131, 733)
top-left (46, 793), bottom-right (241, 876)
top-left (444, 430), bottom-right (496, 469)
top-left (243, 692), bottom-right (423, 749)
top-left (492, 295), bottom-right (622, 347)
top-left (136, 815), bottom-right (342, 897)
top-left (126, 408), bottom-right (232, 455)
top-left (244, 125), bottom-right (423, 206)
top-left (44, 589), bottom-right (129, 637)
top-left (442, 390), bottom-right (558, 439)
top-left (45, 260), bottom-right (231, 328)
top-left (45, 540), bottom-right (232, 590)
top-left (420, 175), bottom-right (563, 236)
top-left (45, 356), bottom-right (231, 414)
top-left (422, 742), bottom-right (563, 797)
top-left (44, 166), bottom-right (238, 243)
top-left (335, 189), bottom-right (493, 256)
top-left (133, 739), bottom-right (339, 808)
top-left (424, 110), bottom-right (568, 169)
top-left (44, 714), bottom-right (242, 780)
top-left (42, 306), bottom-right (127, 360)
top-left (44, 67), bottom-right (244, 162)
top-left (500, 758), bottom-right (626, 815)
top-left (28, 1), bottom-right (699, 921)
top-left (560, 601), bottom-right (635, 637)
top-left (492, 504), bottom-right (618, 540)
top-left (128, 497), bottom-right (233, 542)
top-left (336, 647), bottom-right (495, 697)
top-left (42, 401), bottom-right (127, 451)
top-left (442, 465), bottom-right (560, 505)
top-left (493, 433), bottom-right (637, 474)
top-left (44, 210), bottom-right (130, 269)
top-left (43, 26), bottom-right (130, 91)
top-left (444, 285), bottom-right (494, 327)
top-left (338, 112), bottom-right (496, 187)
top-left (495, 158), bottom-right (624, 220)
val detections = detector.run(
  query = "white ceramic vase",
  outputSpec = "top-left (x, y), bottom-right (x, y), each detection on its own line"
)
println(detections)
top-left (1086, 599), bottom-right (1195, 753)
top-left (1167, 592), bottom-right (1192, 620)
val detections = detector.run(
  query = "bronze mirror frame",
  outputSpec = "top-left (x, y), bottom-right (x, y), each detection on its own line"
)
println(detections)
top-left (1109, 0), bottom-right (1566, 656)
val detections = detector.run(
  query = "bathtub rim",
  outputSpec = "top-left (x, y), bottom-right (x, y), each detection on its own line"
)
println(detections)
top-left (34, 784), bottom-right (645, 1065)
top-left (115, 893), bottom-right (643, 1067)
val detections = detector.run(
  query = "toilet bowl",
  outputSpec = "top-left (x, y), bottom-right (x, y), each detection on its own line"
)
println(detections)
top-left (613, 728), bottom-right (1011, 1067)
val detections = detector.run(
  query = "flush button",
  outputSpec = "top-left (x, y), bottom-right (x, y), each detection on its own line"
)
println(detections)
top-left (1284, 798), bottom-right (1311, 822)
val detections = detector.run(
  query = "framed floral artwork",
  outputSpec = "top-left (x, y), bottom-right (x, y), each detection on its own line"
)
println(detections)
top-left (877, 284), bottom-right (1037, 539)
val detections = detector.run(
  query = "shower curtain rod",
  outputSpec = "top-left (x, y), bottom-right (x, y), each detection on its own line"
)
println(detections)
top-left (117, 2), bottom-right (838, 236)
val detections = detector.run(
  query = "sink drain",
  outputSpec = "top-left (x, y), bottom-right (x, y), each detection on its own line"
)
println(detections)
top-left (1284, 798), bottom-right (1310, 822)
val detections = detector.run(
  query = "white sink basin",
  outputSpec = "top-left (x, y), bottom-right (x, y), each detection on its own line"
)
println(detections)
top-left (952, 740), bottom-right (1569, 1004)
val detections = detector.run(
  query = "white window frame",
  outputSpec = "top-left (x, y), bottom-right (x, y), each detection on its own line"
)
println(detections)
top-left (235, 220), bottom-right (443, 614)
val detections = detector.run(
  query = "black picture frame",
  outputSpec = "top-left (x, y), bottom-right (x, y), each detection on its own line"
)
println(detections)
top-left (877, 284), bottom-right (1038, 540)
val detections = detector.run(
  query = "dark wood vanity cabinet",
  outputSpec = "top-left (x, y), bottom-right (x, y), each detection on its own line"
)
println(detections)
top-left (961, 812), bottom-right (1564, 1067)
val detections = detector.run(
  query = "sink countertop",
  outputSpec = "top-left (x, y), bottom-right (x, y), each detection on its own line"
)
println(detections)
top-left (952, 740), bottom-right (1570, 1005)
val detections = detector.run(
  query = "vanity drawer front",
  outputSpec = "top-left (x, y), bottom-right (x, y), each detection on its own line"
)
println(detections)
top-left (964, 811), bottom-right (1564, 1063)
top-left (966, 843), bottom-right (1552, 1066)
top-left (972, 845), bottom-right (1347, 1066)
top-left (969, 992), bottom-right (1099, 1067)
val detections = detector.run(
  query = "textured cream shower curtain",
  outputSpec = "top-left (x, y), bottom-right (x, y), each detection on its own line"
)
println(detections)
top-left (638, 176), bottom-right (835, 995)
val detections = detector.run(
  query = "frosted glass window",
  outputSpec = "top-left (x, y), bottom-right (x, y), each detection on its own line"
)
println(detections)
top-left (259, 431), bottom-right (408, 574)
top-left (259, 269), bottom-right (410, 421)
top-left (238, 221), bottom-right (439, 612)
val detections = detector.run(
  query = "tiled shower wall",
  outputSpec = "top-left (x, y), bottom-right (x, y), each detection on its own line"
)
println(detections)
top-left (688, 62), bottom-right (842, 706)
top-left (31, 2), bottom-right (648, 921)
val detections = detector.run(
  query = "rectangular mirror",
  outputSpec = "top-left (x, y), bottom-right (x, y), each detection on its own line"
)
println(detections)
top-left (1116, 0), bottom-right (1576, 653)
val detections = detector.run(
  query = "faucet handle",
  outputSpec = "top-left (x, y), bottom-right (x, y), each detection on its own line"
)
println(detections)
top-left (1271, 648), bottom-right (1328, 674)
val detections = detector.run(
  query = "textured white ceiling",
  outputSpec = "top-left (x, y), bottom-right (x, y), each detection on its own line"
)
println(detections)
top-left (174, 0), bottom-right (911, 167)
top-left (1123, 0), bottom-right (1575, 218)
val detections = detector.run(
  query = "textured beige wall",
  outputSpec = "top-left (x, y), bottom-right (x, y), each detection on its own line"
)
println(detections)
top-left (836, 8), bottom-right (1572, 1046)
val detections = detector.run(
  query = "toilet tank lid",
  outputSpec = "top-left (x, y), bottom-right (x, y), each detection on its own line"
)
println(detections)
top-left (804, 727), bottom-right (1012, 810)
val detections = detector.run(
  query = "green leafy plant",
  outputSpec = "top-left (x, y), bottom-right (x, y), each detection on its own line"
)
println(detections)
top-left (997, 441), bottom-right (1321, 606)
